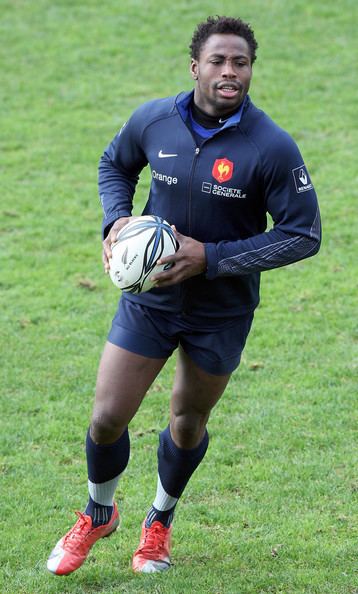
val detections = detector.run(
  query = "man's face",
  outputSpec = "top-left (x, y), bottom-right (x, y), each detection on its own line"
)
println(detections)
top-left (191, 34), bottom-right (253, 117)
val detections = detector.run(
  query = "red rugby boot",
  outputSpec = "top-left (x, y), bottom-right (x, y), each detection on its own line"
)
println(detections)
top-left (47, 503), bottom-right (119, 575)
top-left (132, 520), bottom-right (172, 573)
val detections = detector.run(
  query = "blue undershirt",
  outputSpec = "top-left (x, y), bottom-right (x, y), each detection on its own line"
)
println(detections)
top-left (188, 95), bottom-right (248, 143)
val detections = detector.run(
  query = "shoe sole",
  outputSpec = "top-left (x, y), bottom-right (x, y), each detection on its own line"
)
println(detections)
top-left (133, 559), bottom-right (171, 573)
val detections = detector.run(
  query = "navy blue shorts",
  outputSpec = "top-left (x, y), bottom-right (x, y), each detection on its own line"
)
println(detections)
top-left (108, 297), bottom-right (254, 376)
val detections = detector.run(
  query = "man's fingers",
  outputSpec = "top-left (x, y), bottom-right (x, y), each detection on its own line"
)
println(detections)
top-left (151, 260), bottom-right (181, 284)
top-left (101, 216), bottom-right (133, 275)
top-left (103, 239), bottom-right (113, 259)
top-left (157, 252), bottom-right (177, 266)
top-left (103, 234), bottom-right (116, 272)
top-left (102, 249), bottom-right (110, 273)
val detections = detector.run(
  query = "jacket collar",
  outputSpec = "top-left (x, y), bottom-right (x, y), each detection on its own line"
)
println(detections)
top-left (175, 90), bottom-right (250, 128)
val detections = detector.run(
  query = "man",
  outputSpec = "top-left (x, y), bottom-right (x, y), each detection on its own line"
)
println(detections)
top-left (47, 16), bottom-right (321, 576)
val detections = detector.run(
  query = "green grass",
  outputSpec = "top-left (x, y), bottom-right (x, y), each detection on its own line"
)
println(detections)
top-left (1, 0), bottom-right (357, 593)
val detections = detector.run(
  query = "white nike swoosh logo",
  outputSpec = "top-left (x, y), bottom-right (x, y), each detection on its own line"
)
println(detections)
top-left (218, 118), bottom-right (229, 124)
top-left (158, 150), bottom-right (178, 158)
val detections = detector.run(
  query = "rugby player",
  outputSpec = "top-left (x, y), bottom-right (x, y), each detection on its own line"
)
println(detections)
top-left (47, 15), bottom-right (321, 576)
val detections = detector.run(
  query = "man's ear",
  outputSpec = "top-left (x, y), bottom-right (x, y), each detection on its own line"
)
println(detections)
top-left (190, 59), bottom-right (198, 80)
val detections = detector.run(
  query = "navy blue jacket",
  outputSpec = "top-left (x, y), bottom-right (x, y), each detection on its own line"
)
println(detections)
top-left (99, 91), bottom-right (321, 318)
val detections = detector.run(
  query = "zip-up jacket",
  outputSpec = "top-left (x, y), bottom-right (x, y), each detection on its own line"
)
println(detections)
top-left (99, 91), bottom-right (321, 318)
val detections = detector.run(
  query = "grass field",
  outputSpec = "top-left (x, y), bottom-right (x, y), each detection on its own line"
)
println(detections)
top-left (1, 0), bottom-right (357, 593)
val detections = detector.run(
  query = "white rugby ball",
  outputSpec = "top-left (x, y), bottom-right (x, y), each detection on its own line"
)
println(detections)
top-left (109, 215), bottom-right (178, 294)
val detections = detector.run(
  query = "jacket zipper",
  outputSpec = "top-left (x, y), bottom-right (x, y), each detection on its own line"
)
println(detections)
top-left (187, 146), bottom-right (200, 235)
top-left (181, 146), bottom-right (201, 316)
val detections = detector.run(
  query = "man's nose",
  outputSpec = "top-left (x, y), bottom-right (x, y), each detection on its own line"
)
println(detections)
top-left (222, 60), bottom-right (237, 77)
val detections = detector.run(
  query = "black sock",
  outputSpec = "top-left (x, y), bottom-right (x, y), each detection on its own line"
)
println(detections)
top-left (145, 426), bottom-right (209, 528)
top-left (85, 427), bottom-right (130, 527)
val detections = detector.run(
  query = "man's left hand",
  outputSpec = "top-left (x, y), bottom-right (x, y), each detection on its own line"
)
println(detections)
top-left (151, 227), bottom-right (206, 287)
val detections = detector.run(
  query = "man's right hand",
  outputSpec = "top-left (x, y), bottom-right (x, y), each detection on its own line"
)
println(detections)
top-left (102, 216), bottom-right (137, 273)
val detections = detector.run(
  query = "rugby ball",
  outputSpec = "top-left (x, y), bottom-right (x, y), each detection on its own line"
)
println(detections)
top-left (109, 215), bottom-right (177, 294)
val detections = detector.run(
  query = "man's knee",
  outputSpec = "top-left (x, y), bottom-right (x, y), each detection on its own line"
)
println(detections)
top-left (170, 408), bottom-right (209, 449)
top-left (90, 408), bottom-right (126, 444)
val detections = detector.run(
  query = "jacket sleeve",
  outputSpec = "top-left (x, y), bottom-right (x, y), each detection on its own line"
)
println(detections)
top-left (98, 111), bottom-right (148, 239)
top-left (205, 132), bottom-right (321, 279)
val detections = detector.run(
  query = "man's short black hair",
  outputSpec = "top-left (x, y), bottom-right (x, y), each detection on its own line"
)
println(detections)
top-left (190, 16), bottom-right (258, 64)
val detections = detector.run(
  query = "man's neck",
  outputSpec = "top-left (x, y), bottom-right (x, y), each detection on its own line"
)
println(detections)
top-left (190, 101), bottom-right (241, 129)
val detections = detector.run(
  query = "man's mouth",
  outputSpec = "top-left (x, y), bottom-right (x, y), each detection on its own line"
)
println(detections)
top-left (216, 82), bottom-right (243, 98)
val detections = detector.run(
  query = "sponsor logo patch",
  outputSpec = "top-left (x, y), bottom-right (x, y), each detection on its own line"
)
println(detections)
top-left (201, 182), bottom-right (246, 199)
top-left (152, 169), bottom-right (178, 186)
top-left (212, 158), bottom-right (234, 183)
top-left (158, 149), bottom-right (178, 158)
top-left (292, 165), bottom-right (313, 193)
